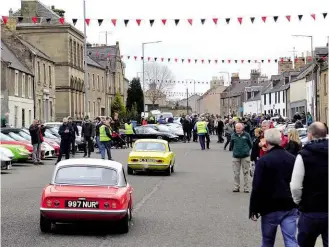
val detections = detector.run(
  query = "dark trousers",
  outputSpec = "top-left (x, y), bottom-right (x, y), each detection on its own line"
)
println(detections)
top-left (83, 137), bottom-right (93, 156)
top-left (199, 135), bottom-right (206, 150)
top-left (100, 141), bottom-right (112, 160)
top-left (205, 133), bottom-right (210, 149)
top-left (183, 129), bottom-right (191, 142)
top-left (218, 131), bottom-right (224, 143)
top-left (224, 135), bottom-right (232, 150)
top-left (126, 135), bottom-right (133, 147)
top-left (70, 138), bottom-right (76, 155)
top-left (193, 130), bottom-right (198, 142)
top-left (57, 141), bottom-right (70, 163)
top-left (298, 212), bottom-right (328, 247)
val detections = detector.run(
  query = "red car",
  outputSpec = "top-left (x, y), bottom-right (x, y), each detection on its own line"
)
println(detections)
top-left (40, 159), bottom-right (133, 233)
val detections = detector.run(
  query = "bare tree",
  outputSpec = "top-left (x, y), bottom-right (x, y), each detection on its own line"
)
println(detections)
top-left (144, 63), bottom-right (174, 109)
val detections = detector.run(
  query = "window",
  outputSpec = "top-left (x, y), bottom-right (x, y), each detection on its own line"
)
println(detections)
top-left (92, 74), bottom-right (95, 89)
top-left (27, 76), bottom-right (32, 98)
top-left (37, 61), bottom-right (40, 82)
top-left (88, 101), bottom-right (90, 114)
top-left (73, 41), bottom-right (76, 66)
top-left (88, 73), bottom-right (90, 89)
top-left (43, 63), bottom-right (46, 84)
top-left (22, 73), bottom-right (26, 97)
top-left (14, 71), bottom-right (19, 96)
top-left (101, 77), bottom-right (104, 91)
top-left (50, 101), bottom-right (53, 119)
top-left (14, 106), bottom-right (18, 127)
top-left (278, 91), bottom-right (280, 103)
top-left (324, 74), bottom-right (328, 95)
top-left (264, 110), bottom-right (266, 115)
top-left (97, 75), bottom-right (100, 90)
top-left (93, 102), bottom-right (96, 117)
top-left (69, 39), bottom-right (73, 63)
top-left (28, 110), bottom-right (32, 125)
top-left (38, 99), bottom-right (42, 120)
top-left (264, 94), bottom-right (267, 105)
top-left (283, 91), bottom-right (285, 103)
top-left (325, 107), bottom-right (328, 123)
top-left (21, 109), bottom-right (25, 127)
top-left (49, 66), bottom-right (52, 87)
top-left (283, 108), bottom-right (286, 117)
top-left (278, 109), bottom-right (280, 115)
top-left (134, 142), bottom-right (166, 152)
top-left (269, 93), bottom-right (272, 104)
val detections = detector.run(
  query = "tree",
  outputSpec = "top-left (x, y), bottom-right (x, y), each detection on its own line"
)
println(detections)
top-left (144, 63), bottom-right (174, 109)
top-left (126, 77), bottom-right (144, 114)
top-left (111, 92), bottom-right (126, 118)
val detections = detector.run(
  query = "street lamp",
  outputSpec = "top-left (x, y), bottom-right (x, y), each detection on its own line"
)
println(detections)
top-left (292, 35), bottom-right (315, 120)
top-left (142, 41), bottom-right (162, 113)
top-left (185, 79), bottom-right (197, 113)
top-left (219, 71), bottom-right (231, 116)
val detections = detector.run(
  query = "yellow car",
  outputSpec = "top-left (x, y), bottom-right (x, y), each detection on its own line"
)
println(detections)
top-left (127, 139), bottom-right (175, 176)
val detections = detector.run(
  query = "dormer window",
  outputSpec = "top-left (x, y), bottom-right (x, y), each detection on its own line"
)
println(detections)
top-left (285, 77), bottom-right (289, 84)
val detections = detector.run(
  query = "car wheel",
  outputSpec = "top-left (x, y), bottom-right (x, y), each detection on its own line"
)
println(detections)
top-left (156, 136), bottom-right (163, 139)
top-left (165, 165), bottom-right (172, 176)
top-left (40, 214), bottom-right (52, 233)
top-left (117, 208), bottom-right (130, 234)
top-left (127, 167), bottom-right (133, 175)
top-left (171, 164), bottom-right (174, 173)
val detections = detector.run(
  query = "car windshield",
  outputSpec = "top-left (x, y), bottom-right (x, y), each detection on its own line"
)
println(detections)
top-left (0, 133), bottom-right (14, 141)
top-left (134, 142), bottom-right (166, 152)
top-left (19, 131), bottom-right (31, 140)
top-left (45, 130), bottom-right (57, 138)
top-left (8, 132), bottom-right (27, 141)
top-left (55, 166), bottom-right (118, 186)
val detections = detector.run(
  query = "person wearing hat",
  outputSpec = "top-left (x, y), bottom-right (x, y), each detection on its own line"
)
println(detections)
top-left (194, 117), bottom-right (208, 150)
top-left (125, 119), bottom-right (136, 148)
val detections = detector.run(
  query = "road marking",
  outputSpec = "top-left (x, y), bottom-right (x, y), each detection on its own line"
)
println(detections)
top-left (98, 178), bottom-right (164, 247)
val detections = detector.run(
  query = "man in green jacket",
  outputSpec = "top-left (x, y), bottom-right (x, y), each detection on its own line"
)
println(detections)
top-left (231, 123), bottom-right (252, 193)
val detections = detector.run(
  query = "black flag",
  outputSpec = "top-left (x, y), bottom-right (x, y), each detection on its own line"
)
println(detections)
top-left (195, 59), bottom-right (197, 63)
top-left (323, 13), bottom-right (328, 19)
top-left (154, 57), bottom-right (157, 61)
top-left (124, 19), bottom-right (129, 26)
top-left (17, 17), bottom-right (23, 23)
top-left (222, 60), bottom-right (225, 63)
top-left (97, 19), bottom-right (103, 26)
top-left (248, 60), bottom-right (251, 63)
top-left (225, 18), bottom-right (230, 24)
top-left (235, 60), bottom-right (238, 63)
top-left (72, 18), bottom-right (78, 26)
top-left (168, 58), bottom-right (171, 62)
top-left (201, 19), bottom-right (205, 25)
top-left (149, 19), bottom-right (155, 26)
top-left (174, 19), bottom-right (180, 26)
top-left (298, 15), bottom-right (303, 21)
top-left (182, 59), bottom-right (184, 63)
top-left (261, 60), bottom-right (264, 63)
top-left (274, 59), bottom-right (278, 63)
top-left (273, 16), bottom-right (279, 22)
top-left (250, 17), bottom-right (255, 23)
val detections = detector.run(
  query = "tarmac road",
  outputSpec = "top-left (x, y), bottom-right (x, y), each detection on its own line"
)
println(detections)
top-left (1, 136), bottom-right (323, 247)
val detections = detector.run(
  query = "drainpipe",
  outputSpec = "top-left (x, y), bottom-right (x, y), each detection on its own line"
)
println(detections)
top-left (32, 54), bottom-right (37, 119)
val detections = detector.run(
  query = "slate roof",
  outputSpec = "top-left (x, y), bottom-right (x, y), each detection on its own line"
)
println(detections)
top-left (1, 41), bottom-right (32, 75)
top-left (86, 56), bottom-right (104, 69)
top-left (315, 47), bottom-right (328, 56)
top-left (18, 38), bottom-right (52, 61)
top-left (221, 79), bottom-right (257, 98)
top-left (292, 63), bottom-right (315, 81)
top-left (245, 81), bottom-right (271, 102)
top-left (87, 46), bottom-right (118, 72)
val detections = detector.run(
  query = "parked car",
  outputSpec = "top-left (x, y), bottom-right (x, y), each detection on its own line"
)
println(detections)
top-left (43, 122), bottom-right (62, 128)
top-left (0, 133), bottom-right (34, 158)
top-left (146, 124), bottom-right (184, 140)
top-left (0, 146), bottom-right (14, 170)
top-left (0, 144), bottom-right (30, 162)
top-left (132, 127), bottom-right (179, 142)
top-left (39, 159), bottom-right (133, 234)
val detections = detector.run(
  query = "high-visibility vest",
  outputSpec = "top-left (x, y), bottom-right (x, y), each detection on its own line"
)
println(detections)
top-left (196, 121), bottom-right (207, 134)
top-left (99, 125), bottom-right (111, 142)
top-left (125, 123), bottom-right (134, 135)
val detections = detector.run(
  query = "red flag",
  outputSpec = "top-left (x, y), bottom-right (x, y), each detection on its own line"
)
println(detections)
top-left (136, 19), bottom-right (142, 26)
top-left (59, 17), bottom-right (65, 24)
top-left (161, 58), bottom-right (164, 62)
top-left (262, 16), bottom-right (267, 23)
top-left (311, 14), bottom-right (316, 20)
top-left (187, 19), bottom-right (193, 25)
top-left (188, 59), bottom-right (191, 63)
top-left (201, 59), bottom-right (204, 63)
top-left (268, 59), bottom-right (271, 63)
top-left (161, 19), bottom-right (167, 25)
top-left (85, 18), bottom-right (90, 25)
top-left (307, 56), bottom-right (312, 62)
top-left (228, 60), bottom-right (231, 63)
top-left (238, 17), bottom-right (243, 24)
top-left (295, 58), bottom-right (299, 62)
top-left (2, 16), bottom-right (8, 24)
top-left (241, 60), bottom-right (244, 63)
top-left (134, 56), bottom-right (137, 60)
top-left (32, 16), bottom-right (38, 23)
top-left (286, 15), bottom-right (291, 22)
top-left (148, 57), bottom-right (151, 61)
top-left (213, 18), bottom-right (218, 24)
top-left (175, 58), bottom-right (178, 62)
top-left (280, 58), bottom-right (284, 63)
top-left (214, 59), bottom-right (218, 64)
top-left (111, 19), bottom-right (117, 26)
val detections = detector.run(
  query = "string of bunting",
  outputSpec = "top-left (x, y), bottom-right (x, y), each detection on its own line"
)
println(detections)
top-left (2, 12), bottom-right (328, 27)
top-left (162, 91), bottom-right (223, 97)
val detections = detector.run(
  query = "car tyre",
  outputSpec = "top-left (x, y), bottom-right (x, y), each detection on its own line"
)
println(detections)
top-left (117, 207), bottom-right (130, 234)
top-left (40, 214), bottom-right (52, 233)
top-left (165, 165), bottom-right (172, 176)
top-left (156, 136), bottom-right (163, 139)
top-left (127, 167), bottom-right (133, 175)
top-left (171, 164), bottom-right (174, 173)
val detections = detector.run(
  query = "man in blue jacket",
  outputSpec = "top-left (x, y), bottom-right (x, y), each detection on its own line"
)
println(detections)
top-left (249, 128), bottom-right (297, 246)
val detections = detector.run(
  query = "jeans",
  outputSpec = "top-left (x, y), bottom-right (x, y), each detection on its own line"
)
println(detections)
top-left (298, 212), bottom-right (328, 247)
top-left (100, 141), bottom-right (112, 160)
top-left (32, 143), bottom-right (41, 163)
top-left (198, 135), bottom-right (205, 150)
top-left (261, 209), bottom-right (298, 247)
top-left (224, 135), bottom-right (231, 150)
top-left (96, 136), bottom-right (101, 149)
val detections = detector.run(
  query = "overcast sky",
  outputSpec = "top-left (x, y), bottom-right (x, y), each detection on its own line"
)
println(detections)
top-left (1, 0), bottom-right (328, 98)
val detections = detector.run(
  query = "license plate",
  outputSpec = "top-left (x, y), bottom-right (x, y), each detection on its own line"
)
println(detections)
top-left (139, 158), bottom-right (156, 163)
top-left (65, 200), bottom-right (99, 208)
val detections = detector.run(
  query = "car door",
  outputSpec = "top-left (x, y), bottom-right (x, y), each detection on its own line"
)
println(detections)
top-left (122, 169), bottom-right (133, 209)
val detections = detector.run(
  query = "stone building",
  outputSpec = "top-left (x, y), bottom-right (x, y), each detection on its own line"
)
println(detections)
top-left (197, 84), bottom-right (227, 114)
top-left (1, 41), bottom-right (34, 128)
top-left (1, 25), bottom-right (56, 123)
top-left (316, 46), bottom-right (328, 124)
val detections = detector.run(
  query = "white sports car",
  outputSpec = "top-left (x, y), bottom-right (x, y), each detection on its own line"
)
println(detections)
top-left (0, 146), bottom-right (14, 170)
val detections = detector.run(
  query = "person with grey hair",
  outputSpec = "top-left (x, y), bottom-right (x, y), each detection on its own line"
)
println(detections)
top-left (249, 128), bottom-right (297, 246)
top-left (231, 122), bottom-right (252, 192)
top-left (290, 122), bottom-right (328, 247)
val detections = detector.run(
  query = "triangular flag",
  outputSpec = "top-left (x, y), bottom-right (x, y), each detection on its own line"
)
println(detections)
top-left (274, 16), bottom-right (279, 22)
top-left (215, 59), bottom-right (218, 64)
top-left (127, 56), bottom-right (130, 59)
top-left (323, 13), bottom-right (327, 19)
top-left (311, 14), bottom-right (316, 20)
top-left (225, 18), bottom-right (230, 24)
top-left (285, 15), bottom-right (291, 22)
top-left (255, 60), bottom-right (258, 63)
top-left (59, 17), bottom-right (65, 24)
top-left (2, 16), bottom-right (8, 24)
top-left (201, 19), bottom-right (205, 25)
top-left (248, 60), bottom-right (251, 63)
top-left (188, 59), bottom-right (191, 63)
top-left (261, 60), bottom-right (264, 63)
top-left (18, 17), bottom-right (23, 23)
top-left (295, 58), bottom-right (299, 62)
top-left (208, 59), bottom-right (211, 63)
top-left (181, 59), bottom-right (184, 63)
top-left (32, 16), bottom-right (38, 23)
top-left (161, 58), bottom-right (164, 62)
top-left (124, 19), bottom-right (129, 26)
top-left (261, 16), bottom-right (267, 23)
top-left (162, 19), bottom-right (167, 25)
top-left (235, 60), bottom-right (237, 63)
top-left (268, 59), bottom-right (271, 63)
top-left (213, 18), bottom-right (218, 24)
top-left (238, 17), bottom-right (243, 24)
top-left (72, 18), bottom-right (78, 25)
top-left (168, 58), bottom-right (171, 62)
top-left (154, 57), bottom-right (157, 61)
top-left (201, 59), bottom-right (204, 64)
top-left (108, 53), bottom-right (111, 57)
top-left (241, 60), bottom-right (244, 63)
top-left (148, 57), bottom-right (151, 61)
top-left (98, 19), bottom-right (103, 26)
top-left (222, 60), bottom-right (225, 63)
top-left (141, 57), bottom-right (144, 60)
top-left (228, 60), bottom-right (231, 63)
top-left (174, 19), bottom-right (180, 26)
top-left (175, 58), bottom-right (178, 62)
top-left (250, 17), bottom-right (255, 23)
top-left (111, 19), bottom-right (117, 26)
top-left (187, 19), bottom-right (193, 25)
top-left (134, 56), bottom-right (137, 60)
top-left (149, 19), bottom-right (154, 26)
top-left (136, 19), bottom-right (142, 26)
top-left (298, 15), bottom-right (303, 21)
top-left (46, 18), bottom-right (51, 23)
top-left (274, 59), bottom-right (278, 63)
top-left (195, 59), bottom-right (198, 63)
top-left (85, 18), bottom-right (90, 25)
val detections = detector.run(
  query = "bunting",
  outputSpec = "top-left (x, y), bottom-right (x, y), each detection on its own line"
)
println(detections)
top-left (2, 12), bottom-right (327, 27)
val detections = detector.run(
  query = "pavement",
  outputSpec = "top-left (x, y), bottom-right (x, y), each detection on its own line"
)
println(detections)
top-left (1, 136), bottom-right (323, 247)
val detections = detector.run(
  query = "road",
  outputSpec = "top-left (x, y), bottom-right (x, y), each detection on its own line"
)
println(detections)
top-left (1, 136), bottom-right (323, 247)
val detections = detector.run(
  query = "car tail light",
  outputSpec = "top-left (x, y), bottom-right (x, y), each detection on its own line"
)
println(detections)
top-left (46, 200), bottom-right (52, 207)
top-left (156, 160), bottom-right (164, 163)
top-left (104, 202), bottom-right (109, 209)
top-left (131, 159), bottom-right (138, 162)
top-left (111, 202), bottom-right (117, 209)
